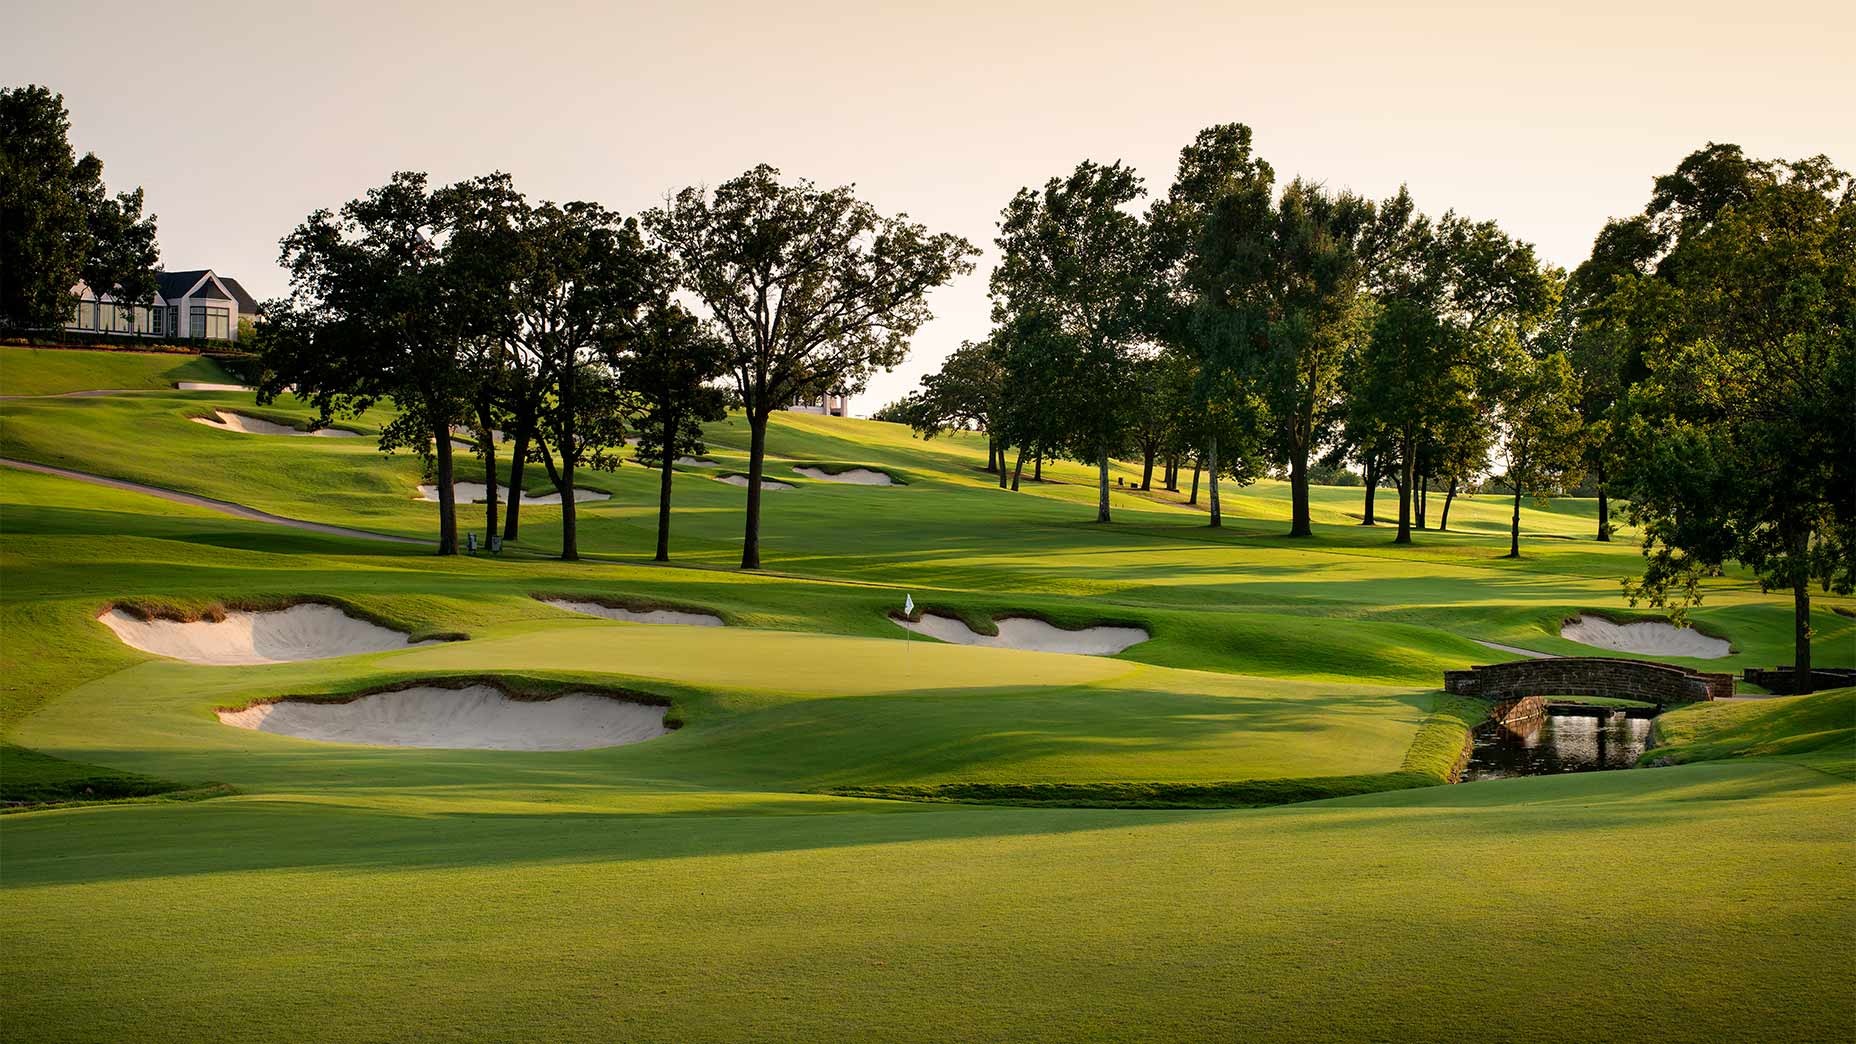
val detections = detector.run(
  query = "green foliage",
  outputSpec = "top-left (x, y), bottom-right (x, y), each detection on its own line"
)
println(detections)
top-left (1611, 149), bottom-right (1855, 682)
top-left (0, 85), bottom-right (159, 331)
top-left (645, 164), bottom-right (976, 566)
top-left (992, 160), bottom-right (1152, 519)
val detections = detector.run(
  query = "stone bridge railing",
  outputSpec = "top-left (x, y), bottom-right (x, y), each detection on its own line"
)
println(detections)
top-left (1445, 657), bottom-right (1732, 706)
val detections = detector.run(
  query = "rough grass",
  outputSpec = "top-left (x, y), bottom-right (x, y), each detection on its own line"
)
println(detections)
top-left (0, 743), bottom-right (204, 807)
top-left (0, 346), bottom-right (234, 396)
top-left (1648, 689), bottom-right (1856, 776)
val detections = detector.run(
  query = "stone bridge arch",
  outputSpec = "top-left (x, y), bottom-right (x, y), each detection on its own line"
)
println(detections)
top-left (1444, 657), bottom-right (1732, 706)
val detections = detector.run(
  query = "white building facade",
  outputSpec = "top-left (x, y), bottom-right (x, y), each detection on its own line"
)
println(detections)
top-left (65, 269), bottom-right (260, 343)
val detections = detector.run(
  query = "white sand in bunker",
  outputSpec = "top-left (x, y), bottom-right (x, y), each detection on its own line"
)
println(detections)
top-left (717, 474), bottom-right (796, 490)
top-left (217, 685), bottom-right (669, 750)
top-left (1560, 615), bottom-right (1732, 658)
top-left (191, 409), bottom-right (361, 437)
top-left (99, 604), bottom-right (436, 665)
top-left (793, 466), bottom-right (894, 486)
top-left (175, 381), bottom-right (254, 391)
top-left (414, 483), bottom-right (610, 504)
top-left (539, 598), bottom-right (723, 627)
top-left (894, 613), bottom-right (1149, 655)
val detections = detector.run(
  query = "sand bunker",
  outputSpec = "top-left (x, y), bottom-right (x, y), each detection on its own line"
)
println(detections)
top-left (894, 613), bottom-right (1149, 655)
top-left (175, 382), bottom-right (254, 392)
top-left (414, 483), bottom-right (610, 504)
top-left (1560, 615), bottom-right (1731, 659)
top-left (192, 410), bottom-right (360, 437)
top-left (793, 466), bottom-right (895, 486)
top-left (217, 685), bottom-right (668, 750)
top-left (539, 598), bottom-right (723, 627)
top-left (717, 474), bottom-right (796, 490)
top-left (100, 604), bottom-right (435, 665)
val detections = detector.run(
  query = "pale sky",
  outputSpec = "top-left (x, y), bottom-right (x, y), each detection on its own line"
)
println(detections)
top-left (9, 0), bottom-right (1853, 412)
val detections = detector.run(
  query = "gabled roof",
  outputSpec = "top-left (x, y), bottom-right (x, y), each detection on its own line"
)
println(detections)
top-left (218, 276), bottom-right (262, 315)
top-left (155, 270), bottom-right (211, 303)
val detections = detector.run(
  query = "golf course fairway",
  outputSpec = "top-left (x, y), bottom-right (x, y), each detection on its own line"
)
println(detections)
top-left (2, 350), bottom-right (1852, 1043)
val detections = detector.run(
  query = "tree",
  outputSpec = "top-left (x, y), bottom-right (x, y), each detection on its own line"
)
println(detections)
top-left (991, 310), bottom-right (1075, 491)
top-left (911, 337), bottom-right (1010, 483)
top-left (992, 160), bottom-right (1152, 522)
top-left (1614, 149), bottom-right (1855, 693)
top-left (1, 85), bottom-right (158, 333)
top-left (1566, 215), bottom-right (1660, 541)
top-left (1150, 123), bottom-right (1275, 528)
top-left (1201, 177), bottom-right (1376, 537)
top-left (259, 172), bottom-right (500, 555)
top-left (645, 165), bottom-right (975, 568)
top-left (507, 200), bottom-right (654, 560)
top-left (617, 297), bottom-right (728, 561)
top-left (1355, 206), bottom-right (1550, 544)
top-left (1493, 343), bottom-right (1584, 557)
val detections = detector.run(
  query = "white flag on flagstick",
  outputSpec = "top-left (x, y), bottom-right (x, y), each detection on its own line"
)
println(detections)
top-left (904, 593), bottom-right (914, 616)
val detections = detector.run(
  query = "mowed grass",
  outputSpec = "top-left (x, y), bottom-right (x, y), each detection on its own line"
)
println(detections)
top-left (0, 345), bottom-right (236, 396)
top-left (2, 757), bottom-right (1849, 1043)
top-left (2, 350), bottom-right (1853, 1042)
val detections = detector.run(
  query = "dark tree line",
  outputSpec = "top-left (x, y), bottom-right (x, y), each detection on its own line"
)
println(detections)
top-left (1, 86), bottom-right (159, 334)
top-left (901, 130), bottom-right (1851, 690)
top-left (258, 166), bottom-right (972, 566)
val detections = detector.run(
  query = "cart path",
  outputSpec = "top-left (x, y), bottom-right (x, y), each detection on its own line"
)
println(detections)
top-left (0, 458), bottom-right (428, 545)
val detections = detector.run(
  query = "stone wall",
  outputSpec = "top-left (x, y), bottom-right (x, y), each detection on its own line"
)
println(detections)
top-left (1444, 657), bottom-right (1732, 705)
top-left (1742, 667), bottom-right (1856, 695)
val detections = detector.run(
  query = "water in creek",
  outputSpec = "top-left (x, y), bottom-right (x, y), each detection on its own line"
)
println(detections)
top-left (1461, 706), bottom-right (1654, 781)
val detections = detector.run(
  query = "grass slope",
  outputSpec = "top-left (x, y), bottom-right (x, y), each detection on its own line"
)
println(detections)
top-left (2, 350), bottom-right (1852, 1042)
top-left (0, 346), bottom-right (235, 396)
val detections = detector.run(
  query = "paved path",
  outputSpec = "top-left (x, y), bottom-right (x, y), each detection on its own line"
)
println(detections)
top-left (1472, 639), bottom-right (1552, 660)
top-left (0, 458), bottom-right (427, 545)
top-left (0, 388), bottom-right (165, 400)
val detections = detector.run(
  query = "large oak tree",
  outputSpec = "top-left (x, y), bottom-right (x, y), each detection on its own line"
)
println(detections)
top-left (645, 165), bottom-right (975, 568)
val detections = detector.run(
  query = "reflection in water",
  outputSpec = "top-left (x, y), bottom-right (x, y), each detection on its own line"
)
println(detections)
top-left (1462, 708), bottom-right (1653, 781)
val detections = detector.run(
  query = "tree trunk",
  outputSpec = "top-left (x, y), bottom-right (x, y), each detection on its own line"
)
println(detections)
top-left (1288, 443), bottom-right (1311, 537)
top-left (1165, 455), bottom-right (1179, 492)
top-left (741, 412), bottom-right (769, 569)
top-left (655, 406), bottom-right (676, 562)
top-left (477, 404), bottom-right (498, 548)
top-left (986, 439), bottom-right (998, 473)
top-left (1595, 461), bottom-right (1611, 542)
top-left (1361, 457), bottom-right (1378, 525)
top-left (558, 382), bottom-right (578, 561)
top-left (1791, 526), bottom-right (1813, 694)
top-left (1096, 443), bottom-right (1111, 522)
top-left (1394, 433), bottom-right (1414, 544)
top-left (1140, 444), bottom-right (1155, 490)
top-left (1416, 473), bottom-right (1428, 530)
top-left (1010, 444), bottom-right (1027, 491)
top-left (1207, 435), bottom-right (1221, 528)
top-left (998, 442), bottom-right (1010, 489)
top-left (432, 418), bottom-right (458, 555)
top-left (1506, 484), bottom-right (1523, 558)
top-left (1033, 449), bottom-right (1042, 482)
top-left (1189, 454), bottom-right (1201, 506)
top-left (1439, 478), bottom-right (1458, 532)
top-left (558, 455), bottom-right (578, 561)
top-left (503, 414), bottom-right (531, 542)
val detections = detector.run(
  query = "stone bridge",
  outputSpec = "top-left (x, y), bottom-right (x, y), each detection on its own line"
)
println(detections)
top-left (1444, 657), bottom-right (1733, 706)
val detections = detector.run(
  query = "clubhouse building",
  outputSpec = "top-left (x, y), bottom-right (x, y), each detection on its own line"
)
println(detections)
top-left (65, 269), bottom-right (260, 343)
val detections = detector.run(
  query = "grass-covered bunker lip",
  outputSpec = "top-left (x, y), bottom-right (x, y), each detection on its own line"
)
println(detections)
top-left (790, 462), bottom-right (907, 486)
top-left (531, 592), bottom-right (728, 627)
top-left (887, 604), bottom-right (1151, 654)
top-left (99, 595), bottom-right (466, 665)
top-left (214, 675), bottom-right (685, 751)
